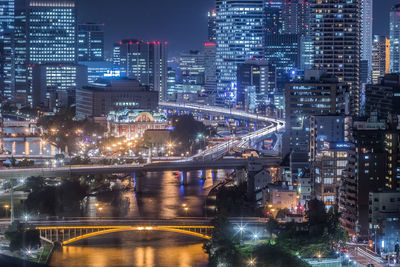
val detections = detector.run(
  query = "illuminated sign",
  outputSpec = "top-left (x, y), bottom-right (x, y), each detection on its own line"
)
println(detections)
top-left (104, 70), bottom-right (121, 78)
top-left (335, 143), bottom-right (350, 149)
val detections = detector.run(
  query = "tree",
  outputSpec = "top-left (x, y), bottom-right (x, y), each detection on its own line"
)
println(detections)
top-left (203, 213), bottom-right (242, 266)
top-left (25, 176), bottom-right (45, 192)
top-left (170, 114), bottom-right (207, 152)
top-left (5, 221), bottom-right (41, 252)
top-left (251, 244), bottom-right (311, 267)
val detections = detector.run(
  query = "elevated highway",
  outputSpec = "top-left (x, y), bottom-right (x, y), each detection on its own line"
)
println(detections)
top-left (0, 158), bottom-right (280, 179)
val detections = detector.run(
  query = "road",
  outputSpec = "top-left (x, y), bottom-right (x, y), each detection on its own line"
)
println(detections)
top-left (0, 158), bottom-right (280, 179)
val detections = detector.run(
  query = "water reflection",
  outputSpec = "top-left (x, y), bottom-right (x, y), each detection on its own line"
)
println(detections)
top-left (49, 231), bottom-right (208, 267)
top-left (53, 170), bottom-right (229, 266)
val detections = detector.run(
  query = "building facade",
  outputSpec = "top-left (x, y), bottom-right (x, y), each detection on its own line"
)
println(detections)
top-left (311, 0), bottom-right (361, 115)
top-left (215, 0), bottom-right (264, 106)
top-left (372, 35), bottom-right (390, 85)
top-left (236, 60), bottom-right (276, 112)
top-left (76, 79), bottom-right (158, 119)
top-left (112, 40), bottom-right (168, 101)
top-left (390, 3), bottom-right (400, 73)
top-left (78, 23), bottom-right (104, 62)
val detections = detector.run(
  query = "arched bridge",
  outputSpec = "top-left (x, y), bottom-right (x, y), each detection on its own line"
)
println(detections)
top-left (30, 218), bottom-right (268, 246)
top-left (34, 220), bottom-right (215, 245)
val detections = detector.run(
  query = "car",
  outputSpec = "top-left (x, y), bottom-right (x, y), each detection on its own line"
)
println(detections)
top-left (367, 264), bottom-right (374, 267)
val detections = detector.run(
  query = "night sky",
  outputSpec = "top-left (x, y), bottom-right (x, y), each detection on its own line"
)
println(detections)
top-left (78, 0), bottom-right (398, 58)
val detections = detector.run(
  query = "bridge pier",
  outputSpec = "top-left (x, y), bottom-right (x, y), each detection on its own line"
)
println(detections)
top-left (180, 171), bottom-right (188, 185)
top-left (134, 173), bottom-right (144, 193)
top-left (200, 170), bottom-right (206, 180)
top-left (235, 168), bottom-right (247, 185)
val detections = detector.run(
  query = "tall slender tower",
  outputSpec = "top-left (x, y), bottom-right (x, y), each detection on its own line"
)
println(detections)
top-left (311, 0), bottom-right (361, 115)
top-left (390, 3), bottom-right (400, 73)
top-left (215, 0), bottom-right (264, 106)
top-left (360, 0), bottom-right (373, 84)
top-left (372, 35), bottom-right (390, 84)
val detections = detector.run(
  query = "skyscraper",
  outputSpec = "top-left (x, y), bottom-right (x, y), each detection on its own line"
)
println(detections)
top-left (281, 0), bottom-right (310, 35)
top-left (78, 23), bottom-right (104, 62)
top-left (0, 0), bottom-right (15, 100)
top-left (264, 34), bottom-right (299, 90)
top-left (390, 3), bottom-right (400, 73)
top-left (360, 0), bottom-right (373, 83)
top-left (236, 59), bottom-right (276, 111)
top-left (28, 0), bottom-right (77, 64)
top-left (204, 42), bottom-right (216, 97)
top-left (372, 35), bottom-right (390, 84)
top-left (0, 0), bottom-right (15, 39)
top-left (112, 40), bottom-right (168, 101)
top-left (265, 0), bottom-right (283, 35)
top-left (311, 0), bottom-right (361, 115)
top-left (27, 0), bottom-right (82, 108)
top-left (207, 9), bottom-right (216, 42)
top-left (215, 0), bottom-right (264, 106)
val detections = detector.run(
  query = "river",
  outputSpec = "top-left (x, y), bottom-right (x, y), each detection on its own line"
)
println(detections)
top-left (49, 170), bottom-right (229, 267)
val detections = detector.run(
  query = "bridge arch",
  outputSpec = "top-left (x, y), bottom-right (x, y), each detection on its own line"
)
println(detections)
top-left (37, 226), bottom-right (213, 246)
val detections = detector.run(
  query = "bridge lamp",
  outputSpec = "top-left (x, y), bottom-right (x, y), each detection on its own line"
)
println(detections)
top-left (252, 233), bottom-right (259, 240)
top-left (137, 227), bottom-right (144, 230)
top-left (247, 258), bottom-right (256, 266)
top-left (145, 227), bottom-right (153, 230)
top-left (23, 214), bottom-right (29, 222)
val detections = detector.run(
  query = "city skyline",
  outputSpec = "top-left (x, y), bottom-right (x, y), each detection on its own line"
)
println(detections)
top-left (76, 0), bottom-right (400, 57)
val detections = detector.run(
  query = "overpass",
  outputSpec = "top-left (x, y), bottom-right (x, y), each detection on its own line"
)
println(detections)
top-left (29, 218), bottom-right (268, 245)
top-left (0, 158), bottom-right (280, 179)
top-left (160, 102), bottom-right (285, 160)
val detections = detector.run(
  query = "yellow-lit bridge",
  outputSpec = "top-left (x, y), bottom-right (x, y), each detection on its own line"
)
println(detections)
top-left (33, 219), bottom-right (215, 246)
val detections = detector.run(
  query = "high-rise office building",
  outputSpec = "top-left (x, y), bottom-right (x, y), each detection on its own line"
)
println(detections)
top-left (311, 0), bottom-right (361, 115)
top-left (0, 0), bottom-right (15, 100)
top-left (236, 60), bottom-right (276, 111)
top-left (179, 50), bottom-right (205, 85)
top-left (207, 9), bottom-right (216, 42)
top-left (264, 34), bottom-right (299, 90)
top-left (0, 0), bottom-right (15, 39)
top-left (390, 3), bottom-right (400, 73)
top-left (14, 0), bottom-right (28, 103)
top-left (265, 0), bottom-right (283, 35)
top-left (215, 0), bottom-right (264, 106)
top-left (300, 35), bottom-right (313, 71)
top-left (78, 23), bottom-right (104, 62)
top-left (281, 0), bottom-right (310, 35)
top-left (112, 40), bottom-right (168, 101)
top-left (285, 70), bottom-right (348, 153)
top-left (204, 42), bottom-right (217, 97)
top-left (360, 0), bottom-right (373, 84)
top-left (372, 35), bottom-right (390, 85)
top-left (340, 116), bottom-right (400, 238)
top-left (27, 0), bottom-right (81, 108)
top-left (28, 0), bottom-right (77, 64)
top-left (364, 73), bottom-right (400, 120)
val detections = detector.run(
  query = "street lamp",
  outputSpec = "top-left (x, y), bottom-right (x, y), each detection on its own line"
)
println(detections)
top-left (247, 258), bottom-right (256, 266)
top-left (3, 204), bottom-right (9, 218)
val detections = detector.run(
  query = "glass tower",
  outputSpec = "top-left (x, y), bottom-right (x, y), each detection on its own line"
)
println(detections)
top-left (78, 23), bottom-right (104, 62)
top-left (390, 3), bottom-right (400, 73)
top-left (215, 0), bottom-right (264, 106)
top-left (28, 0), bottom-right (76, 64)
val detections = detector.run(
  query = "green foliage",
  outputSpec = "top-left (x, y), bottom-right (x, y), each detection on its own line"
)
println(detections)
top-left (275, 200), bottom-right (348, 258)
top-left (203, 213), bottom-right (242, 266)
top-left (170, 114), bottom-right (207, 151)
top-left (25, 177), bottom-right (45, 192)
top-left (250, 244), bottom-right (311, 267)
top-left (5, 221), bottom-right (41, 252)
top-left (25, 179), bottom-right (88, 216)
top-left (37, 107), bottom-right (105, 154)
top-left (69, 156), bottom-right (91, 165)
top-left (215, 183), bottom-right (255, 217)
